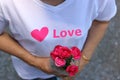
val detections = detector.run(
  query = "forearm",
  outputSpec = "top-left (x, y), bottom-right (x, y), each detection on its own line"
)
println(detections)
top-left (82, 20), bottom-right (109, 59)
top-left (78, 20), bottom-right (109, 72)
top-left (0, 32), bottom-right (35, 66)
top-left (0, 32), bottom-right (68, 76)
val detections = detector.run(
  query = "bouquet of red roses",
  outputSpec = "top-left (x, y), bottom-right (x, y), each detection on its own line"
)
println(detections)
top-left (50, 45), bottom-right (82, 77)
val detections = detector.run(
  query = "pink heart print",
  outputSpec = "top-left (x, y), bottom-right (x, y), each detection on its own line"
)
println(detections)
top-left (31, 27), bottom-right (49, 42)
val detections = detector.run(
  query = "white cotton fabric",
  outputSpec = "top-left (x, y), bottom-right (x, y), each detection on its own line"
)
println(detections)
top-left (0, 0), bottom-right (117, 79)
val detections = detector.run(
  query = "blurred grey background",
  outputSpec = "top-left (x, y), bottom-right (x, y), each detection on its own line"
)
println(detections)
top-left (0, 0), bottom-right (120, 80)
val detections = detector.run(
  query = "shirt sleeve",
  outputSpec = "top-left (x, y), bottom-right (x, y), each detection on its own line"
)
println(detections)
top-left (0, 1), bottom-right (8, 34)
top-left (95, 0), bottom-right (117, 21)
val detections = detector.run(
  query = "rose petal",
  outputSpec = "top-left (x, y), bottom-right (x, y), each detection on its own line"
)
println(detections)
top-left (55, 57), bottom-right (66, 67)
top-left (71, 47), bottom-right (82, 60)
top-left (66, 65), bottom-right (79, 77)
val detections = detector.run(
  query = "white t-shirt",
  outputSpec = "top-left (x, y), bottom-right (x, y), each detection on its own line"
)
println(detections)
top-left (0, 0), bottom-right (117, 79)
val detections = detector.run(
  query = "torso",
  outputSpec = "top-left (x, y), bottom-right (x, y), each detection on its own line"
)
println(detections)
top-left (0, 0), bottom-right (116, 79)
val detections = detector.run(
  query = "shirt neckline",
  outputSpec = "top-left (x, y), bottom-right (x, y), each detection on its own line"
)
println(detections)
top-left (33, 0), bottom-right (73, 12)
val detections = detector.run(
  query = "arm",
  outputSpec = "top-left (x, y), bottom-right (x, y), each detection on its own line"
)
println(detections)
top-left (79, 20), bottom-right (109, 71)
top-left (0, 33), bottom-right (35, 65)
top-left (0, 32), bottom-right (65, 76)
top-left (62, 20), bottom-right (110, 80)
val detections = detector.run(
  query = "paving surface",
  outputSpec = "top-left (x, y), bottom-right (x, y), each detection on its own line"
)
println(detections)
top-left (0, 1), bottom-right (120, 80)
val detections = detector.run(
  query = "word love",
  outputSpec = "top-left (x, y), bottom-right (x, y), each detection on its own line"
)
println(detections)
top-left (31, 27), bottom-right (82, 42)
top-left (53, 29), bottom-right (82, 38)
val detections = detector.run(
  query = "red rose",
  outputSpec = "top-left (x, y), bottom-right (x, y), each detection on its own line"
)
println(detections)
top-left (50, 45), bottom-right (71, 60)
top-left (71, 47), bottom-right (81, 60)
top-left (50, 51), bottom-right (58, 60)
top-left (66, 65), bottom-right (79, 77)
top-left (55, 57), bottom-right (66, 67)
top-left (50, 45), bottom-right (62, 60)
top-left (58, 46), bottom-right (71, 59)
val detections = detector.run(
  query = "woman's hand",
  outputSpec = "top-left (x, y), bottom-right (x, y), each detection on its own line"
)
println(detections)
top-left (31, 56), bottom-right (68, 77)
top-left (77, 20), bottom-right (109, 72)
top-left (78, 56), bottom-right (89, 73)
top-left (60, 56), bottom-right (89, 80)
